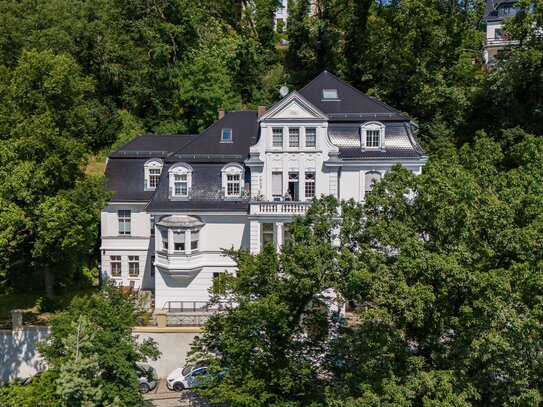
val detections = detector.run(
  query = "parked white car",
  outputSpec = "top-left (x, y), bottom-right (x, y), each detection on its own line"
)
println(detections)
top-left (166, 362), bottom-right (207, 391)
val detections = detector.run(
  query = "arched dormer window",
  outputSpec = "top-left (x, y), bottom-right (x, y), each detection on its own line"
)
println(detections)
top-left (221, 163), bottom-right (244, 199)
top-left (169, 163), bottom-right (193, 199)
top-left (144, 159), bottom-right (163, 191)
top-left (361, 122), bottom-right (386, 151)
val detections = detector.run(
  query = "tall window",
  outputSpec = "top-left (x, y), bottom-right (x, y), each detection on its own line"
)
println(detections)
top-left (169, 164), bottom-right (192, 199)
top-left (305, 172), bottom-right (315, 198)
top-left (222, 164), bottom-right (244, 199)
top-left (272, 172), bottom-right (283, 200)
top-left (110, 256), bottom-right (121, 277)
top-left (118, 210), bottom-right (131, 235)
top-left (128, 256), bottom-right (139, 277)
top-left (144, 159), bottom-right (162, 190)
top-left (262, 223), bottom-right (274, 243)
top-left (150, 215), bottom-right (155, 236)
top-left (305, 128), bottom-right (316, 147)
top-left (365, 172), bottom-right (382, 195)
top-left (174, 173), bottom-right (188, 196)
top-left (366, 130), bottom-right (380, 148)
top-left (272, 128), bottom-right (283, 147)
top-left (173, 232), bottom-right (185, 252)
top-left (226, 174), bottom-right (241, 196)
top-left (213, 272), bottom-right (226, 295)
top-left (150, 256), bottom-right (155, 277)
top-left (289, 128), bottom-right (300, 147)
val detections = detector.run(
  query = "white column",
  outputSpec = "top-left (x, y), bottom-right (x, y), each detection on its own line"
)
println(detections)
top-left (275, 222), bottom-right (283, 251)
top-left (185, 229), bottom-right (191, 255)
top-left (250, 220), bottom-right (261, 254)
top-left (155, 227), bottom-right (161, 252)
top-left (329, 169), bottom-right (339, 198)
top-left (167, 229), bottom-right (174, 255)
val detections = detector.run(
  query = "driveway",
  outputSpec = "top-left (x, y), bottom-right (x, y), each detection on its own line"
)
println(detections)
top-left (143, 379), bottom-right (222, 407)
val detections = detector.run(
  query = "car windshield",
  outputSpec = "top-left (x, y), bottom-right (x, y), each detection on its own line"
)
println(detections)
top-left (182, 365), bottom-right (193, 376)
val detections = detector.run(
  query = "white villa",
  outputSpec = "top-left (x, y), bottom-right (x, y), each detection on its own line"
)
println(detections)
top-left (100, 72), bottom-right (427, 311)
top-left (483, 0), bottom-right (519, 65)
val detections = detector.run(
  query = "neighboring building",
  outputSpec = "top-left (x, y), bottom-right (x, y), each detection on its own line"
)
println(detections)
top-left (274, 0), bottom-right (288, 31)
top-left (101, 72), bottom-right (427, 310)
top-left (483, 0), bottom-right (519, 65)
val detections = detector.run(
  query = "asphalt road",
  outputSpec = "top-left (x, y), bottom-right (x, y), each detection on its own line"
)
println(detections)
top-left (143, 379), bottom-right (221, 407)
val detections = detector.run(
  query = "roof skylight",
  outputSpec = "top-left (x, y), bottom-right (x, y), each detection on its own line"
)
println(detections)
top-left (322, 89), bottom-right (339, 100)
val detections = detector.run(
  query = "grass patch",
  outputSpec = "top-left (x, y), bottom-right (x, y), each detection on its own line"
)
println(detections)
top-left (85, 154), bottom-right (107, 176)
top-left (0, 286), bottom-right (100, 329)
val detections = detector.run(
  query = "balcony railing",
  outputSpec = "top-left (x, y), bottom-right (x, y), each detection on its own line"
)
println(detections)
top-left (250, 201), bottom-right (311, 215)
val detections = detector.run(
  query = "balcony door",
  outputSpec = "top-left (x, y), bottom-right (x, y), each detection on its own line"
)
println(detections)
top-left (288, 172), bottom-right (299, 201)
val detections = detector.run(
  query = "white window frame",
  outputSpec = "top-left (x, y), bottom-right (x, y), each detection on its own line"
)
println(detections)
top-left (364, 171), bottom-right (382, 196)
top-left (144, 159), bottom-right (163, 191)
top-left (169, 164), bottom-right (193, 199)
top-left (305, 127), bottom-right (316, 148)
top-left (272, 128), bottom-right (283, 148)
top-left (110, 255), bottom-right (122, 277)
top-left (322, 89), bottom-right (339, 100)
top-left (305, 172), bottom-right (316, 199)
top-left (288, 127), bottom-right (300, 148)
top-left (361, 122), bottom-right (386, 151)
top-left (221, 128), bottom-right (233, 142)
top-left (118, 210), bottom-right (131, 235)
top-left (128, 256), bottom-right (139, 277)
top-left (221, 163), bottom-right (244, 199)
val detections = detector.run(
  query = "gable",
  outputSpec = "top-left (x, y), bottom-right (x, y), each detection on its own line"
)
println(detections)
top-left (260, 91), bottom-right (327, 121)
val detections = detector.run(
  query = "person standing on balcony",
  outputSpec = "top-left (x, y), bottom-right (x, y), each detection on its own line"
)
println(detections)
top-left (283, 190), bottom-right (292, 201)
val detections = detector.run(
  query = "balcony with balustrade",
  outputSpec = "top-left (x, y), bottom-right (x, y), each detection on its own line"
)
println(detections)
top-left (249, 201), bottom-right (311, 217)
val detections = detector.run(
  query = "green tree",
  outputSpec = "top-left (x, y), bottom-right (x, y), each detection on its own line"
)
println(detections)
top-left (39, 282), bottom-right (160, 406)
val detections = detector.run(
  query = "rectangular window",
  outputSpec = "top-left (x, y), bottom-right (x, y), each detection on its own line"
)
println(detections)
top-left (174, 173), bottom-right (188, 196)
top-left (226, 174), bottom-right (241, 196)
top-left (322, 89), bottom-right (338, 99)
top-left (149, 168), bottom-right (161, 189)
top-left (173, 232), bottom-right (185, 252)
top-left (495, 28), bottom-right (503, 40)
top-left (221, 128), bottom-right (232, 142)
top-left (272, 128), bottom-right (283, 148)
top-left (128, 256), bottom-right (139, 277)
top-left (110, 256), bottom-right (121, 277)
top-left (272, 172), bottom-right (283, 199)
top-left (213, 272), bottom-right (226, 295)
top-left (191, 231), bottom-right (199, 251)
top-left (118, 210), bottom-right (131, 235)
top-left (289, 128), bottom-right (299, 148)
top-left (305, 128), bottom-right (316, 147)
top-left (366, 130), bottom-right (380, 148)
top-left (305, 172), bottom-right (315, 198)
top-left (150, 215), bottom-right (155, 236)
top-left (262, 223), bottom-right (274, 244)
top-left (150, 256), bottom-right (155, 277)
top-left (162, 238), bottom-right (168, 251)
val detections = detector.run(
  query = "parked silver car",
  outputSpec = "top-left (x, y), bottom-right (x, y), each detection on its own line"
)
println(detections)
top-left (136, 363), bottom-right (158, 394)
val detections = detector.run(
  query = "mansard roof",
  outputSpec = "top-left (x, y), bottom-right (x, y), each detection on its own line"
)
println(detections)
top-left (166, 111), bottom-right (258, 163)
top-left (110, 134), bottom-right (197, 158)
top-left (484, 0), bottom-right (517, 21)
top-left (145, 163), bottom-right (250, 212)
top-left (298, 71), bottom-right (409, 121)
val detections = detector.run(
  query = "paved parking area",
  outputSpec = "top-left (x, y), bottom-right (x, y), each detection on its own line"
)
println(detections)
top-left (143, 379), bottom-right (220, 407)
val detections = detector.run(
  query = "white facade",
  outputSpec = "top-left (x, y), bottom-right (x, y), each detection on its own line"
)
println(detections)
top-left (101, 74), bottom-right (427, 310)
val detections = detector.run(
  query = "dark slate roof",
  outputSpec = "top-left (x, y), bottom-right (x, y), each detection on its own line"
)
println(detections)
top-left (106, 158), bottom-right (153, 202)
top-left (146, 163), bottom-right (250, 212)
top-left (328, 122), bottom-right (425, 159)
top-left (299, 71), bottom-right (408, 121)
top-left (166, 111), bottom-right (259, 163)
top-left (109, 134), bottom-right (198, 158)
top-left (484, 0), bottom-right (517, 21)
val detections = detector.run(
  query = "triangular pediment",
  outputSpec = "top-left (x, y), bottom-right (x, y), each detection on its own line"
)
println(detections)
top-left (260, 91), bottom-right (328, 121)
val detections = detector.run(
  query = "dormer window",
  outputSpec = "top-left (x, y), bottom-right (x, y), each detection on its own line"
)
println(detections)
top-left (361, 122), bottom-right (386, 151)
top-left (322, 89), bottom-right (338, 100)
top-left (169, 164), bottom-right (192, 199)
top-left (221, 128), bottom-right (232, 142)
top-left (221, 163), bottom-right (244, 199)
top-left (144, 159), bottom-right (162, 190)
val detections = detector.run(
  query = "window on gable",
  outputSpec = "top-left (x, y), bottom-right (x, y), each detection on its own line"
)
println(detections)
top-left (322, 89), bottom-right (338, 100)
top-left (362, 122), bottom-right (385, 150)
top-left (144, 159), bottom-right (162, 190)
top-left (169, 165), bottom-right (192, 199)
top-left (289, 128), bottom-right (300, 148)
top-left (221, 128), bottom-right (232, 142)
top-left (305, 128), bottom-right (316, 147)
top-left (272, 128), bottom-right (283, 148)
top-left (222, 164), bottom-right (244, 198)
top-left (226, 174), bottom-right (241, 196)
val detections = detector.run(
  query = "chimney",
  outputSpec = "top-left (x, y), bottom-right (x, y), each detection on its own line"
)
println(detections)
top-left (218, 108), bottom-right (225, 120)
top-left (258, 105), bottom-right (266, 118)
